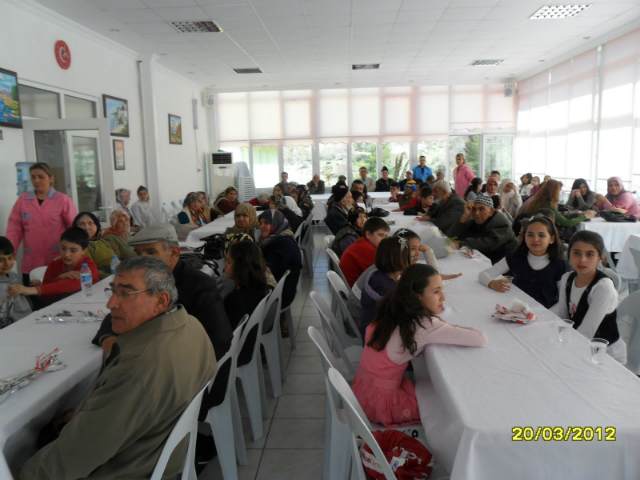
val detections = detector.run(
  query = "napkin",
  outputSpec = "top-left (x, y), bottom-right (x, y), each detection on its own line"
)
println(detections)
top-left (492, 298), bottom-right (537, 324)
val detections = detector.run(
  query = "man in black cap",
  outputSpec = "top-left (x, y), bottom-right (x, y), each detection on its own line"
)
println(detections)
top-left (92, 223), bottom-right (232, 361)
top-left (325, 186), bottom-right (353, 235)
top-left (375, 166), bottom-right (393, 192)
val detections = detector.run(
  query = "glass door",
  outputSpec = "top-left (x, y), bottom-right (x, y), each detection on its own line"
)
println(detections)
top-left (68, 132), bottom-right (102, 214)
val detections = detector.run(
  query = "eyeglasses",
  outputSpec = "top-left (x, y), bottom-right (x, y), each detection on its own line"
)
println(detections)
top-left (104, 288), bottom-right (150, 300)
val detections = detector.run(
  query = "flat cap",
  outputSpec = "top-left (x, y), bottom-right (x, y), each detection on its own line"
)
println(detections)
top-left (127, 223), bottom-right (178, 245)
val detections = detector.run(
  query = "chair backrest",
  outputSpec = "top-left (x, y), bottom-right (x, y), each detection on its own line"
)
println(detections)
top-left (618, 290), bottom-right (640, 319)
top-left (237, 293), bottom-right (270, 368)
top-left (208, 315), bottom-right (248, 409)
top-left (600, 267), bottom-right (622, 292)
top-left (150, 383), bottom-right (209, 480)
top-left (327, 271), bottom-right (362, 343)
top-left (328, 369), bottom-right (397, 480)
top-left (172, 200), bottom-right (183, 211)
top-left (293, 224), bottom-right (303, 244)
top-left (29, 266), bottom-right (48, 283)
top-left (162, 203), bottom-right (175, 223)
top-left (603, 247), bottom-right (617, 273)
top-left (326, 249), bottom-right (352, 295)
top-left (324, 235), bottom-right (336, 251)
top-left (263, 271), bottom-right (289, 335)
top-left (310, 292), bottom-right (360, 375)
top-left (631, 248), bottom-right (640, 274)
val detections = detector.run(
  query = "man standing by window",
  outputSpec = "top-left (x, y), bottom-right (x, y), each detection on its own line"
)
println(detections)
top-left (412, 156), bottom-right (433, 182)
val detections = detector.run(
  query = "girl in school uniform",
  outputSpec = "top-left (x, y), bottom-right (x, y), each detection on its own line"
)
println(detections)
top-left (551, 231), bottom-right (626, 364)
top-left (478, 215), bottom-right (567, 308)
top-left (352, 264), bottom-right (488, 427)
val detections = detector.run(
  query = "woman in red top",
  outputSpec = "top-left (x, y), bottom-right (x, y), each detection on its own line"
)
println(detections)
top-left (339, 217), bottom-right (390, 286)
top-left (215, 187), bottom-right (240, 214)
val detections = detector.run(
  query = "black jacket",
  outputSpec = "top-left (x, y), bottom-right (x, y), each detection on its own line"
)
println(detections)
top-left (324, 205), bottom-right (349, 235)
top-left (92, 260), bottom-right (233, 361)
top-left (447, 212), bottom-right (519, 264)
top-left (375, 178), bottom-right (392, 192)
top-left (260, 235), bottom-right (302, 308)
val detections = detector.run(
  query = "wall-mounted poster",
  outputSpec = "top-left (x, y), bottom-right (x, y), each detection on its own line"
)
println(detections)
top-left (0, 68), bottom-right (22, 129)
top-left (113, 139), bottom-right (125, 170)
top-left (103, 94), bottom-right (129, 137)
top-left (168, 114), bottom-right (182, 145)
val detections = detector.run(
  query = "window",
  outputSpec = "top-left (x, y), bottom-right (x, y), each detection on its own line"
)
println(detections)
top-left (64, 95), bottom-right (96, 119)
top-left (252, 146), bottom-right (278, 189)
top-left (484, 136), bottom-right (514, 181)
top-left (418, 140), bottom-right (448, 179)
top-left (450, 135), bottom-right (481, 180)
top-left (220, 146), bottom-right (249, 165)
top-left (351, 142), bottom-right (377, 184)
top-left (381, 142), bottom-right (410, 182)
top-left (319, 143), bottom-right (347, 185)
top-left (19, 85), bottom-right (60, 119)
top-left (283, 145), bottom-right (312, 185)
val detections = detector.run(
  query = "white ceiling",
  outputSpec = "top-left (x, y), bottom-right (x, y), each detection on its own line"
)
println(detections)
top-left (33, 0), bottom-right (640, 91)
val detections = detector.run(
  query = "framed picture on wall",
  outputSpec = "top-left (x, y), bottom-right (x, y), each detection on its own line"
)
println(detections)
top-left (103, 94), bottom-right (129, 137)
top-left (113, 139), bottom-right (125, 170)
top-left (0, 67), bottom-right (23, 129)
top-left (168, 114), bottom-right (182, 145)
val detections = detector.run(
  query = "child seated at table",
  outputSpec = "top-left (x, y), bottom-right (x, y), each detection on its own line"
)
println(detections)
top-left (394, 181), bottom-right (420, 212)
top-left (403, 185), bottom-right (434, 216)
top-left (388, 182), bottom-right (400, 203)
top-left (0, 236), bottom-right (32, 328)
top-left (340, 217), bottom-right (390, 286)
top-left (551, 231), bottom-right (626, 364)
top-left (478, 215), bottom-right (566, 308)
top-left (352, 264), bottom-right (488, 427)
top-left (9, 227), bottom-right (99, 307)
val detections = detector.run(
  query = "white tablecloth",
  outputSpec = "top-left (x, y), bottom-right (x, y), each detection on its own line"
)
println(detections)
top-left (617, 234), bottom-right (640, 280)
top-left (576, 217), bottom-right (640, 252)
top-left (184, 212), bottom-right (237, 243)
top-left (414, 253), bottom-right (640, 480)
top-left (0, 277), bottom-right (112, 470)
top-left (311, 191), bottom-right (392, 221)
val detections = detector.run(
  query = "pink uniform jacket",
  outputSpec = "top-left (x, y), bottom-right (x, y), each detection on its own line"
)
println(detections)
top-left (454, 164), bottom-right (475, 197)
top-left (6, 188), bottom-right (78, 274)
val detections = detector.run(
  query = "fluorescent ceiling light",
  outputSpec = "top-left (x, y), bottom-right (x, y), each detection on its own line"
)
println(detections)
top-left (233, 68), bottom-right (263, 74)
top-left (352, 64), bottom-right (380, 70)
top-left (530, 5), bottom-right (591, 19)
top-left (170, 21), bottom-right (221, 33)
top-left (470, 59), bottom-right (504, 66)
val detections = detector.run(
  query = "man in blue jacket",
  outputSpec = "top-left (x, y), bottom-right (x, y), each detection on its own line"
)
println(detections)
top-left (412, 155), bottom-right (433, 182)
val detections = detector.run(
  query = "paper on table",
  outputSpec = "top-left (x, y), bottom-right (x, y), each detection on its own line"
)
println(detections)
top-left (492, 298), bottom-right (537, 324)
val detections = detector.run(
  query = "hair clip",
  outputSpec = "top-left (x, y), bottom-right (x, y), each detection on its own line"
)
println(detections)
top-left (398, 236), bottom-right (409, 250)
top-left (396, 228), bottom-right (408, 237)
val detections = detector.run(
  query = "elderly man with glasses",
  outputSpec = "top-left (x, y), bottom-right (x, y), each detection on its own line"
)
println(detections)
top-left (17, 256), bottom-right (215, 479)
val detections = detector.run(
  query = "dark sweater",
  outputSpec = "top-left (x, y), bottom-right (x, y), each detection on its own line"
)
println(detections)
top-left (359, 270), bottom-right (397, 341)
top-left (447, 212), bottom-right (519, 264)
top-left (325, 205), bottom-right (349, 235)
top-left (260, 235), bottom-right (302, 308)
top-left (92, 260), bottom-right (233, 361)
top-left (224, 287), bottom-right (271, 329)
top-left (506, 252), bottom-right (567, 308)
top-left (430, 193), bottom-right (466, 234)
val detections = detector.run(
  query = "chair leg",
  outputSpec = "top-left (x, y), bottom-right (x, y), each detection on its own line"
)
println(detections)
top-left (263, 335), bottom-right (283, 397)
top-left (208, 402), bottom-right (240, 480)
top-left (183, 428), bottom-right (199, 480)
top-left (229, 386), bottom-right (248, 466)
top-left (284, 308), bottom-right (297, 350)
top-left (257, 360), bottom-right (269, 419)
top-left (276, 317), bottom-right (288, 382)
top-left (330, 418), bottom-right (351, 480)
top-left (323, 399), bottom-right (332, 480)
top-left (237, 367), bottom-right (264, 441)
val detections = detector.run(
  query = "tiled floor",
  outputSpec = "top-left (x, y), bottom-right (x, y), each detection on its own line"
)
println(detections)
top-left (200, 227), bottom-right (330, 480)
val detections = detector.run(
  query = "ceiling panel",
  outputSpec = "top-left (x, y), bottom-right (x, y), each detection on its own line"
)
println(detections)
top-left (104, 8), bottom-right (163, 22)
top-left (153, 7), bottom-right (210, 21)
top-left (200, 5), bottom-right (257, 19)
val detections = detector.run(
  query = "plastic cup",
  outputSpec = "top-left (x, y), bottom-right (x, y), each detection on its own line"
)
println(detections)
top-left (558, 319), bottom-right (574, 342)
top-left (591, 338), bottom-right (609, 364)
top-left (502, 276), bottom-right (514, 282)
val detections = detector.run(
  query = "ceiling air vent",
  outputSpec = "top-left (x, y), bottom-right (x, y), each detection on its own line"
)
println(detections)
top-left (352, 64), bottom-right (380, 70)
top-left (470, 59), bottom-right (504, 66)
top-left (169, 21), bottom-right (221, 33)
top-left (233, 68), bottom-right (263, 74)
top-left (530, 5), bottom-right (590, 19)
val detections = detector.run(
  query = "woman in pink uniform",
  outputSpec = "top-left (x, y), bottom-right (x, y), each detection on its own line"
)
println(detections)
top-left (453, 153), bottom-right (475, 197)
top-left (352, 264), bottom-right (488, 427)
top-left (6, 163), bottom-right (77, 284)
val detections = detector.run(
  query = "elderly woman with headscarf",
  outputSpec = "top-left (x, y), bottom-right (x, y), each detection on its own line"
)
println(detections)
top-left (249, 192), bottom-right (271, 211)
top-left (224, 203), bottom-right (260, 241)
top-left (114, 188), bottom-right (141, 232)
top-left (269, 193), bottom-right (303, 233)
top-left (258, 209), bottom-right (302, 319)
top-left (292, 184), bottom-right (315, 220)
top-left (102, 210), bottom-right (136, 259)
top-left (332, 206), bottom-right (367, 258)
top-left (214, 186), bottom-right (240, 214)
top-left (498, 178), bottom-right (523, 218)
top-left (74, 212), bottom-right (119, 279)
top-left (594, 176), bottom-right (640, 218)
top-left (273, 184), bottom-right (303, 216)
top-left (177, 192), bottom-right (223, 241)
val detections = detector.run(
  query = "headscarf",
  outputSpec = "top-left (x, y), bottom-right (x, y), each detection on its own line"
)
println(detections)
top-left (258, 209), bottom-right (294, 245)
top-left (183, 192), bottom-right (208, 227)
top-left (231, 202), bottom-right (258, 234)
top-left (269, 193), bottom-right (287, 211)
top-left (103, 211), bottom-right (130, 238)
top-left (115, 188), bottom-right (131, 204)
top-left (223, 232), bottom-right (254, 257)
top-left (347, 206), bottom-right (366, 234)
top-left (605, 176), bottom-right (626, 203)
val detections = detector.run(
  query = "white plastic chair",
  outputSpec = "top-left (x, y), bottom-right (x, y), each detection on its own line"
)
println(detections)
top-left (324, 235), bottom-right (336, 251)
top-left (235, 294), bottom-right (270, 441)
top-left (310, 292), bottom-right (363, 377)
top-left (150, 383), bottom-right (209, 480)
top-left (299, 218), bottom-right (315, 275)
top-left (326, 248), bottom-right (352, 298)
top-left (600, 267), bottom-right (623, 293)
top-left (29, 266), bottom-right (47, 284)
top-left (629, 248), bottom-right (640, 294)
top-left (619, 290), bottom-right (640, 375)
top-left (327, 368), bottom-right (397, 480)
top-left (261, 272), bottom-right (289, 397)
top-left (172, 200), bottom-right (183, 211)
top-left (204, 316), bottom-right (249, 480)
top-left (327, 271), bottom-right (363, 345)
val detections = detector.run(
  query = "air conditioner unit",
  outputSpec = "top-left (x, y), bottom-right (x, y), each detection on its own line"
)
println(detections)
top-left (504, 83), bottom-right (515, 98)
top-left (203, 92), bottom-right (215, 108)
top-left (209, 153), bottom-right (234, 198)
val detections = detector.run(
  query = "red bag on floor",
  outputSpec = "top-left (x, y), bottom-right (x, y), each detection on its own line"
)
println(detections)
top-left (359, 429), bottom-right (433, 479)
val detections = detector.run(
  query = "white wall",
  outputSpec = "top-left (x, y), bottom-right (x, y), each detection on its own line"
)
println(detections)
top-left (0, 0), bottom-right (208, 236)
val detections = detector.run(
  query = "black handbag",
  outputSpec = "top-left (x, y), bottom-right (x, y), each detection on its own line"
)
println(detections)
top-left (368, 207), bottom-right (390, 218)
top-left (599, 210), bottom-right (632, 222)
top-left (194, 233), bottom-right (227, 260)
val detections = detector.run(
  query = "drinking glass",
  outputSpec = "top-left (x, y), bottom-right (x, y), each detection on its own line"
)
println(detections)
top-left (558, 319), bottom-right (574, 342)
top-left (591, 338), bottom-right (609, 364)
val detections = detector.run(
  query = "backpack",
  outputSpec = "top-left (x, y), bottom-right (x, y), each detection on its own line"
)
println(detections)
top-left (359, 429), bottom-right (433, 479)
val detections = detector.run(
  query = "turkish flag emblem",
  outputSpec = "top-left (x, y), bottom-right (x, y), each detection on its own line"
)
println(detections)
top-left (55, 40), bottom-right (71, 70)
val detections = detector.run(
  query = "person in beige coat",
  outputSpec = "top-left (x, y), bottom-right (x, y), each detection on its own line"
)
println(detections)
top-left (18, 256), bottom-right (215, 480)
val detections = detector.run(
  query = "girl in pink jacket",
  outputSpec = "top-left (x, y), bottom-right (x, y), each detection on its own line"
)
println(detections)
top-left (6, 163), bottom-right (77, 282)
top-left (453, 153), bottom-right (475, 197)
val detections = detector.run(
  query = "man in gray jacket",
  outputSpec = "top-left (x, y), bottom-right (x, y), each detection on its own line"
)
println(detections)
top-left (417, 180), bottom-right (466, 234)
top-left (447, 195), bottom-right (518, 264)
top-left (18, 256), bottom-right (215, 479)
